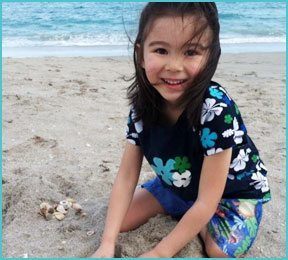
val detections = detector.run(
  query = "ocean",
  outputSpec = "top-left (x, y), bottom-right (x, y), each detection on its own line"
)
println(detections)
top-left (2, 2), bottom-right (286, 57)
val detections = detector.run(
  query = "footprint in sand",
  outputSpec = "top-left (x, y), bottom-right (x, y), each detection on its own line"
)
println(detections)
top-left (3, 135), bottom-right (57, 157)
top-left (32, 135), bottom-right (58, 148)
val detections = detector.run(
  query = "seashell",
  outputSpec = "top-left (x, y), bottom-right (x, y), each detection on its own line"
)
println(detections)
top-left (47, 206), bottom-right (54, 214)
top-left (54, 212), bottom-right (65, 220)
top-left (56, 205), bottom-right (67, 214)
top-left (45, 213), bottom-right (53, 221)
top-left (86, 230), bottom-right (95, 236)
top-left (40, 202), bottom-right (54, 219)
top-left (40, 202), bottom-right (50, 210)
top-left (59, 200), bottom-right (70, 210)
top-left (72, 203), bottom-right (82, 213)
top-left (38, 208), bottom-right (46, 216)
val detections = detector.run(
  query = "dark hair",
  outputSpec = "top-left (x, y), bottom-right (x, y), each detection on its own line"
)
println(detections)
top-left (127, 2), bottom-right (221, 128)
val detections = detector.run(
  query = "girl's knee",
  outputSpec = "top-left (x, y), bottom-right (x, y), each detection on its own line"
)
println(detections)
top-left (119, 210), bottom-right (143, 233)
top-left (205, 236), bottom-right (228, 258)
top-left (205, 244), bottom-right (228, 258)
top-left (119, 221), bottom-right (132, 233)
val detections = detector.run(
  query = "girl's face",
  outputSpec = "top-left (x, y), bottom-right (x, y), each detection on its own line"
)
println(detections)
top-left (141, 15), bottom-right (212, 107)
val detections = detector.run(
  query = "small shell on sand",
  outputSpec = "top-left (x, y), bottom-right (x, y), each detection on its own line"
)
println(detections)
top-left (59, 200), bottom-right (70, 209)
top-left (40, 202), bottom-right (51, 210)
top-left (54, 212), bottom-right (65, 220)
top-left (72, 203), bottom-right (82, 213)
top-left (39, 199), bottom-right (84, 221)
top-left (45, 213), bottom-right (53, 221)
top-left (86, 230), bottom-right (95, 236)
top-left (56, 205), bottom-right (67, 214)
top-left (47, 206), bottom-right (54, 214)
top-left (39, 202), bottom-right (54, 219)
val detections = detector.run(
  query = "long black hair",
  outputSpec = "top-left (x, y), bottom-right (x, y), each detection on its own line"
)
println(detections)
top-left (127, 2), bottom-right (221, 128)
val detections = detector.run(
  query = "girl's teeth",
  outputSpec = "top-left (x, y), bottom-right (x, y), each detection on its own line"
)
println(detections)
top-left (163, 79), bottom-right (185, 85)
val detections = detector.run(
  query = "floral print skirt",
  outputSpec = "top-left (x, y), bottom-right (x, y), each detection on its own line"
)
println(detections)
top-left (141, 177), bottom-right (263, 258)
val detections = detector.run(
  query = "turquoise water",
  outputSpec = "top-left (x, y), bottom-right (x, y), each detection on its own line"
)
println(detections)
top-left (2, 2), bottom-right (286, 57)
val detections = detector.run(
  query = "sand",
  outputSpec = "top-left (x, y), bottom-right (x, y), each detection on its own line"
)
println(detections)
top-left (2, 52), bottom-right (286, 257)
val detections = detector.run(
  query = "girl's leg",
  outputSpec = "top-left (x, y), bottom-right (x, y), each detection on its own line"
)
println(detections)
top-left (200, 199), bottom-right (263, 258)
top-left (120, 187), bottom-right (166, 232)
top-left (200, 226), bottom-right (228, 258)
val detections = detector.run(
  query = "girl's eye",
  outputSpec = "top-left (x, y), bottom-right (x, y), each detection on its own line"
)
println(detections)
top-left (185, 49), bottom-right (198, 56)
top-left (154, 48), bottom-right (167, 55)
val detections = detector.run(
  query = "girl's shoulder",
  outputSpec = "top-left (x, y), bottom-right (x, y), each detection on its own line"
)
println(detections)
top-left (202, 81), bottom-right (238, 110)
top-left (204, 81), bottom-right (232, 101)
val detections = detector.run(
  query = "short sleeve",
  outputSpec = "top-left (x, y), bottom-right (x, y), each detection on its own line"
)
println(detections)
top-left (199, 85), bottom-right (247, 156)
top-left (125, 108), bottom-right (143, 146)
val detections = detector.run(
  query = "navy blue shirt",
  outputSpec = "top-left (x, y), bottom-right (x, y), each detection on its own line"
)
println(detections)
top-left (126, 82), bottom-right (271, 203)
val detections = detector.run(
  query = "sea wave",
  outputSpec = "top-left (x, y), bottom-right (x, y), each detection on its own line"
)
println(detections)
top-left (3, 35), bottom-right (286, 48)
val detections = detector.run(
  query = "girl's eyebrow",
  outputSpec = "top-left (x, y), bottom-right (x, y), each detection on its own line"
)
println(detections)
top-left (185, 42), bottom-right (206, 50)
top-left (148, 40), bottom-right (207, 50)
top-left (148, 41), bottom-right (170, 47)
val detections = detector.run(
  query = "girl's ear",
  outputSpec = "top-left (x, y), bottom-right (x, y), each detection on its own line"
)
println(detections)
top-left (136, 44), bottom-right (145, 69)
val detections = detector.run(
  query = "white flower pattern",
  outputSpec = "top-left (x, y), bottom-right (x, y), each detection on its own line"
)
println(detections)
top-left (230, 148), bottom-right (251, 171)
top-left (127, 139), bottom-right (136, 145)
top-left (131, 133), bottom-right (138, 138)
top-left (206, 147), bottom-right (223, 156)
top-left (172, 170), bottom-right (192, 187)
top-left (249, 162), bottom-right (269, 192)
top-left (201, 98), bottom-right (227, 124)
top-left (222, 117), bottom-right (244, 144)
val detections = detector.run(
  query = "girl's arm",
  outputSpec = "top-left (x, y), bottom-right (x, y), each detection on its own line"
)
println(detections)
top-left (92, 142), bottom-right (143, 257)
top-left (141, 148), bottom-right (232, 258)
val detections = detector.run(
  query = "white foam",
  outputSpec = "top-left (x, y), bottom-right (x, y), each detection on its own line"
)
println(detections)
top-left (220, 37), bottom-right (286, 44)
top-left (3, 35), bottom-right (285, 48)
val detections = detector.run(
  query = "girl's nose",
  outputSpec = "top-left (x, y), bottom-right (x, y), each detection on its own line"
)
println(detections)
top-left (165, 56), bottom-right (183, 72)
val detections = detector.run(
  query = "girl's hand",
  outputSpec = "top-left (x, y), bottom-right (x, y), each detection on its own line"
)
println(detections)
top-left (89, 243), bottom-right (115, 258)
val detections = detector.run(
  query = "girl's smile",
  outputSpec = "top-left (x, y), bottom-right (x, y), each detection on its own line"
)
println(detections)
top-left (161, 78), bottom-right (188, 91)
top-left (141, 15), bottom-right (212, 107)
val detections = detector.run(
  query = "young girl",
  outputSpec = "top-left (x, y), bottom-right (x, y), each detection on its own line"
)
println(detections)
top-left (91, 3), bottom-right (271, 258)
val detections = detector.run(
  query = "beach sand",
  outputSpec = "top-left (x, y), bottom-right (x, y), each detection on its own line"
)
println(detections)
top-left (2, 52), bottom-right (286, 257)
